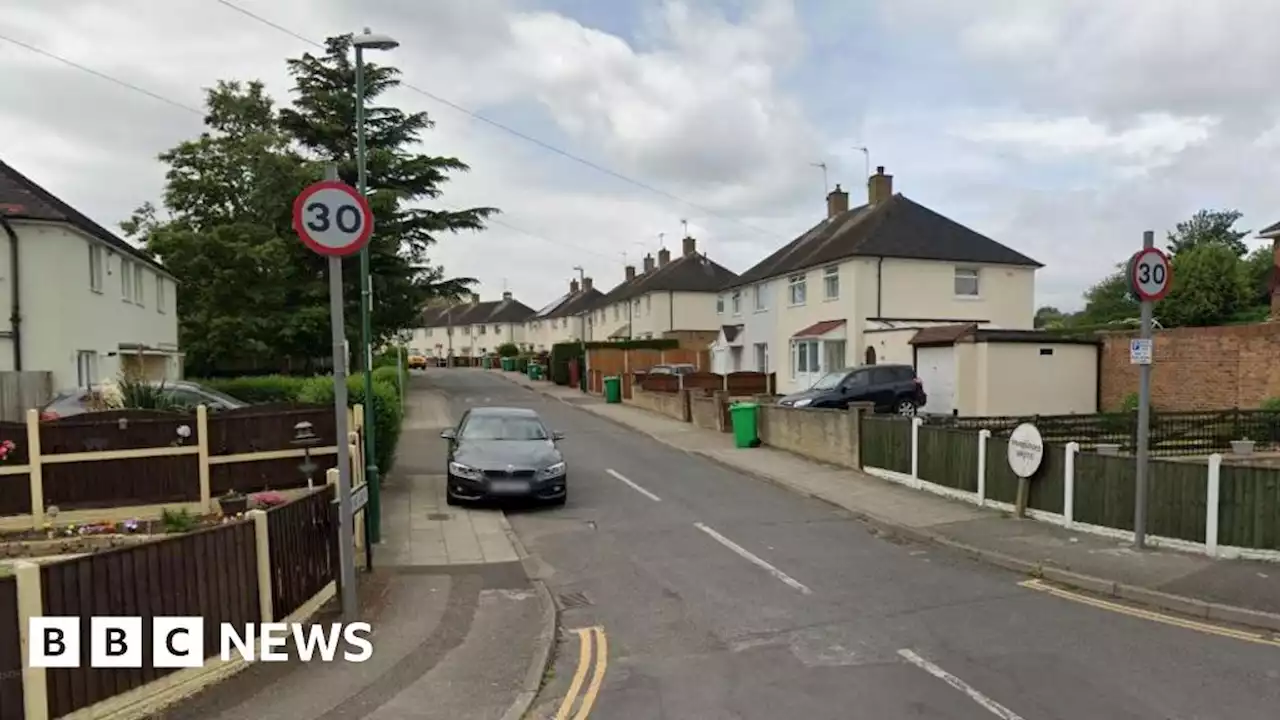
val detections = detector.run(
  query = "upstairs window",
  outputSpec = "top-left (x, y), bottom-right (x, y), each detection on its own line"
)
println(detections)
top-left (955, 267), bottom-right (980, 296)
top-left (788, 274), bottom-right (807, 305)
top-left (823, 265), bottom-right (839, 300)
top-left (716, 295), bottom-right (725, 314)
top-left (731, 290), bottom-right (741, 315)
top-left (754, 283), bottom-right (768, 311)
top-left (88, 245), bottom-right (104, 292)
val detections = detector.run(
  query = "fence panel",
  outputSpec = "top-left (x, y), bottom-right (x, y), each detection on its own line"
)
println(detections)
top-left (1217, 464), bottom-right (1280, 550)
top-left (40, 521), bottom-right (259, 718)
top-left (1071, 452), bottom-right (1136, 531)
top-left (982, 438), bottom-right (1020, 504)
top-left (917, 427), bottom-right (978, 492)
top-left (207, 404), bottom-right (335, 454)
top-left (39, 410), bottom-right (196, 453)
top-left (860, 416), bottom-right (911, 474)
top-left (44, 456), bottom-right (202, 511)
top-left (1146, 459), bottom-right (1209, 543)
top-left (0, 576), bottom-right (22, 720)
top-left (267, 486), bottom-right (337, 618)
top-left (1027, 444), bottom-right (1067, 515)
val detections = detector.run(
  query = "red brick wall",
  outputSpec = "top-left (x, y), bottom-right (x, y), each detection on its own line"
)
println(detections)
top-left (1100, 323), bottom-right (1280, 411)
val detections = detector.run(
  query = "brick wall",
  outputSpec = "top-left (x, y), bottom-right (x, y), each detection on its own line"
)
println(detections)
top-left (1100, 323), bottom-right (1280, 411)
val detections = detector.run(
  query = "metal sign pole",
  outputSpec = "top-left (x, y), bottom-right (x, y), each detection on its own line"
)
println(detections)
top-left (323, 163), bottom-right (359, 619)
top-left (1134, 230), bottom-right (1155, 549)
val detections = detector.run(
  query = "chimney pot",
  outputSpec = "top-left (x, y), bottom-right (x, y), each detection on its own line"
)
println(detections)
top-left (501, 290), bottom-right (512, 301)
top-left (826, 183), bottom-right (849, 219)
top-left (643, 254), bottom-right (655, 273)
top-left (682, 236), bottom-right (697, 256)
top-left (658, 248), bottom-right (671, 267)
top-left (570, 279), bottom-right (580, 294)
top-left (868, 166), bottom-right (894, 206)
top-left (625, 265), bottom-right (636, 281)
top-left (583, 277), bottom-right (593, 291)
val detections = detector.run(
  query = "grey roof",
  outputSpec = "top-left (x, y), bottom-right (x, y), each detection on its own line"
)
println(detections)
top-left (545, 287), bottom-right (605, 319)
top-left (601, 251), bottom-right (738, 303)
top-left (0, 159), bottom-right (172, 277)
top-left (1259, 220), bottom-right (1280, 238)
top-left (724, 194), bottom-right (1041, 291)
top-left (419, 297), bottom-right (535, 327)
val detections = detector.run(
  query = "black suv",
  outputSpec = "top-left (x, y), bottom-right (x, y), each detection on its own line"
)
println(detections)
top-left (777, 364), bottom-right (926, 415)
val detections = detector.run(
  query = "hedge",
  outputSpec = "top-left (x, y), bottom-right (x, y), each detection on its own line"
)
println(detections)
top-left (197, 372), bottom-right (403, 475)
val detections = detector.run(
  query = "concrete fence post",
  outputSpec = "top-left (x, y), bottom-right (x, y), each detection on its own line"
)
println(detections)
top-left (248, 509), bottom-right (274, 622)
top-left (910, 416), bottom-right (923, 480)
top-left (24, 409), bottom-right (44, 530)
top-left (976, 429), bottom-right (991, 505)
top-left (15, 560), bottom-right (49, 720)
top-left (1206, 453), bottom-right (1222, 555)
top-left (679, 389), bottom-right (692, 423)
top-left (1063, 442), bottom-right (1079, 527)
top-left (196, 404), bottom-right (211, 513)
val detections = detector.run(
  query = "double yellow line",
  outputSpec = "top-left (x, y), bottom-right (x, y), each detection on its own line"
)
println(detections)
top-left (556, 626), bottom-right (609, 719)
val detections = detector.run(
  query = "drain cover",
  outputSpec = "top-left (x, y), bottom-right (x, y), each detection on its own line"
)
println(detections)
top-left (427, 513), bottom-right (452, 521)
top-left (557, 591), bottom-right (592, 609)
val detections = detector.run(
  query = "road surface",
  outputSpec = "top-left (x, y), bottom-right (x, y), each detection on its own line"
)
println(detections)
top-left (431, 369), bottom-right (1280, 719)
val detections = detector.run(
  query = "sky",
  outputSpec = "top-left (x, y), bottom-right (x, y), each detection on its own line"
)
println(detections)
top-left (3, 0), bottom-right (1280, 313)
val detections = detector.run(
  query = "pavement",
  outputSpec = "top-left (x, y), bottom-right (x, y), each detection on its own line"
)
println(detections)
top-left (160, 375), bottom-right (555, 720)
top-left (427, 367), bottom-right (1280, 720)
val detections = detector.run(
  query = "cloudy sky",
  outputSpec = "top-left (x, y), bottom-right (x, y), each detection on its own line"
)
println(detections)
top-left (3, 0), bottom-right (1279, 312)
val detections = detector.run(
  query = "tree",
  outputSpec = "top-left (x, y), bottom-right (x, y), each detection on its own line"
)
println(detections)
top-left (1155, 243), bottom-right (1247, 327)
top-left (1166, 209), bottom-right (1249, 257)
top-left (1075, 268), bottom-right (1139, 326)
top-left (278, 35), bottom-right (494, 362)
top-left (1034, 306), bottom-right (1067, 328)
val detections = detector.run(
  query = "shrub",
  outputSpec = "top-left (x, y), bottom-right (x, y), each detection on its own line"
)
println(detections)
top-left (1262, 397), bottom-right (1280, 412)
top-left (371, 365), bottom-right (402, 399)
top-left (297, 375), bottom-right (402, 475)
top-left (200, 375), bottom-right (314, 404)
top-left (497, 342), bottom-right (520, 358)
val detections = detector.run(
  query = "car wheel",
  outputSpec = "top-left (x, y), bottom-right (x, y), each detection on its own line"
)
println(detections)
top-left (895, 400), bottom-right (917, 416)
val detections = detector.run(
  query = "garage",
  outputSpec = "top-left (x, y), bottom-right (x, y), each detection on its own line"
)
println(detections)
top-left (910, 324), bottom-right (1100, 417)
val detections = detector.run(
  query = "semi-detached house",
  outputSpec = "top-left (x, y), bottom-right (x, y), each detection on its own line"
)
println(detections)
top-left (524, 278), bottom-right (603, 351)
top-left (0, 160), bottom-right (180, 391)
top-left (587, 236), bottom-right (737, 341)
top-left (716, 166), bottom-right (1041, 396)
top-left (412, 291), bottom-right (535, 357)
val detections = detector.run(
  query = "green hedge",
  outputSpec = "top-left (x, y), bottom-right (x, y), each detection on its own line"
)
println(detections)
top-left (549, 342), bottom-right (584, 386)
top-left (197, 372), bottom-right (403, 475)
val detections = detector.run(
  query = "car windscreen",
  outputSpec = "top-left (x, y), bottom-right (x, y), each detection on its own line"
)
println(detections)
top-left (459, 416), bottom-right (549, 441)
top-left (810, 371), bottom-right (846, 390)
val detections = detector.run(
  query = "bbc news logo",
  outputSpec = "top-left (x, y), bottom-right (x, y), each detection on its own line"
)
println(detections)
top-left (28, 617), bottom-right (373, 668)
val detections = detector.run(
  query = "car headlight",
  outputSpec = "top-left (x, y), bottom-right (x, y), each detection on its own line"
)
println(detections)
top-left (539, 462), bottom-right (566, 479)
top-left (449, 462), bottom-right (483, 480)
top-left (792, 398), bottom-right (812, 408)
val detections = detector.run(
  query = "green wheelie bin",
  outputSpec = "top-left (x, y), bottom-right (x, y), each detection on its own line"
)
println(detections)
top-left (730, 402), bottom-right (759, 449)
top-left (603, 376), bottom-right (622, 404)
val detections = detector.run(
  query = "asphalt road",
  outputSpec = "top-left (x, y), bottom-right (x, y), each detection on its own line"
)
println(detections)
top-left (428, 369), bottom-right (1280, 720)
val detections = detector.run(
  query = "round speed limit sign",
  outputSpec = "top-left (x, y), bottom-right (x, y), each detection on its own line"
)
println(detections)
top-left (293, 180), bottom-right (374, 257)
top-left (1129, 247), bottom-right (1173, 301)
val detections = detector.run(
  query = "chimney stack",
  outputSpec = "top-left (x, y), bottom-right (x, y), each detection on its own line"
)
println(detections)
top-left (570, 278), bottom-right (580, 294)
top-left (682, 236), bottom-right (697, 256)
top-left (868, 166), bottom-right (893, 206)
top-left (502, 290), bottom-right (512, 301)
top-left (643, 254), bottom-right (655, 273)
top-left (583, 277), bottom-right (593, 291)
top-left (826, 183), bottom-right (849, 219)
top-left (625, 265), bottom-right (637, 281)
top-left (658, 248), bottom-right (671, 267)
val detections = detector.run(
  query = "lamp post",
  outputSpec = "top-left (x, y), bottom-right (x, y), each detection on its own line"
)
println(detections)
top-left (353, 28), bottom-right (399, 545)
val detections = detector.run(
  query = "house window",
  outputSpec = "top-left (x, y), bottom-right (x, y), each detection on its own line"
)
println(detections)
top-left (426, 328), bottom-right (433, 337)
top-left (792, 340), bottom-right (819, 375)
top-left (463, 326), bottom-right (471, 335)
top-left (716, 295), bottom-right (725, 314)
top-left (824, 340), bottom-right (846, 373)
top-left (614, 305), bottom-right (620, 321)
top-left (156, 276), bottom-right (166, 313)
top-left (478, 325), bottom-right (486, 335)
top-left (823, 266), bottom-right (839, 300)
top-left (754, 343), bottom-right (769, 373)
top-left (955, 267), bottom-right (979, 296)
top-left (645, 295), bottom-right (651, 314)
top-left (493, 325), bottom-right (501, 334)
top-left (754, 283), bottom-right (768, 311)
top-left (731, 290), bottom-right (741, 315)
top-left (134, 267), bottom-right (145, 307)
top-left (76, 351), bottom-right (99, 389)
top-left (788, 274), bottom-right (807, 305)
top-left (88, 245), bottom-right (104, 292)
top-left (120, 260), bottom-right (132, 301)
top-left (632, 299), bottom-right (640, 316)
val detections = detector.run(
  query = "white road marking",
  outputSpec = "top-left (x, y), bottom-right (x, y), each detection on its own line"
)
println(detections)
top-left (605, 469), bottom-right (662, 502)
top-left (897, 649), bottom-right (1025, 720)
top-left (692, 522), bottom-right (813, 595)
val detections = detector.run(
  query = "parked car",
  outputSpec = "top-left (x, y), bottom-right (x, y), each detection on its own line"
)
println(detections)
top-left (39, 381), bottom-right (249, 420)
top-left (776, 364), bottom-right (926, 415)
top-left (647, 363), bottom-right (696, 375)
top-left (407, 354), bottom-right (428, 370)
top-left (441, 406), bottom-right (567, 506)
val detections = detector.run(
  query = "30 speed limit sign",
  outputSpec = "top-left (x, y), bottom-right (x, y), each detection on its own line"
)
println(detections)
top-left (1128, 247), bottom-right (1173, 301)
top-left (293, 180), bottom-right (374, 257)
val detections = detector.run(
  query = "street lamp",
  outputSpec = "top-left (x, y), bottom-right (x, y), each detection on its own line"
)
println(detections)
top-left (353, 27), bottom-right (398, 545)
top-left (573, 265), bottom-right (587, 391)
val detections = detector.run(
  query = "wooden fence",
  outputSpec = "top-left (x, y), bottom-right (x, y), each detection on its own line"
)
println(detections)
top-left (638, 371), bottom-right (775, 396)
top-left (1, 483), bottom-right (344, 719)
top-left (585, 347), bottom-right (710, 397)
top-left (0, 403), bottom-right (352, 530)
top-left (858, 416), bottom-right (1280, 555)
top-left (0, 371), bottom-right (52, 422)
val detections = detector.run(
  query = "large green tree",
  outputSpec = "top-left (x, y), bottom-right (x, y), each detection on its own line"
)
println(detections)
top-left (1165, 208), bottom-right (1249, 257)
top-left (278, 35), bottom-right (493, 350)
top-left (1155, 242), bottom-right (1247, 326)
top-left (123, 36), bottom-right (491, 373)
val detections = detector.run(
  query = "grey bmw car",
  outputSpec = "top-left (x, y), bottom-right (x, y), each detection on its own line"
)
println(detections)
top-left (442, 406), bottom-right (568, 506)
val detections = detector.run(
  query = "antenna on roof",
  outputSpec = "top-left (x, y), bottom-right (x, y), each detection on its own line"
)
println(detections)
top-left (658, 232), bottom-right (666, 249)
top-left (810, 162), bottom-right (829, 194)
top-left (680, 219), bottom-right (689, 237)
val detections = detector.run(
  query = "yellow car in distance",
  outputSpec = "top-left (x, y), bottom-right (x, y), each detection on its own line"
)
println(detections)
top-left (407, 354), bottom-right (428, 370)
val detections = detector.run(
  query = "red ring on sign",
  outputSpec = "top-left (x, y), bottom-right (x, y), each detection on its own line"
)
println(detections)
top-left (292, 180), bottom-right (375, 257)
top-left (1129, 247), bottom-right (1172, 302)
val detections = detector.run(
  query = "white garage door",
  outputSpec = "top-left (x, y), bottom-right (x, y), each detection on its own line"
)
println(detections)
top-left (916, 346), bottom-right (955, 416)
